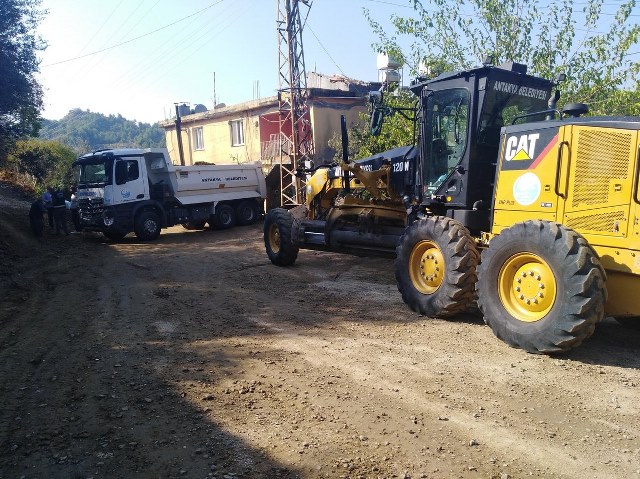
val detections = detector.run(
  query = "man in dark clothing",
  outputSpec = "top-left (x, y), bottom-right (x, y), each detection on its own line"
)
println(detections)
top-left (42, 186), bottom-right (54, 228)
top-left (29, 198), bottom-right (46, 237)
top-left (52, 189), bottom-right (69, 235)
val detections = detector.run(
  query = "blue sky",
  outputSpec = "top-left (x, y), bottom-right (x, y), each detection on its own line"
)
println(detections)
top-left (36, 0), bottom-right (639, 124)
top-left (36, 0), bottom-right (412, 123)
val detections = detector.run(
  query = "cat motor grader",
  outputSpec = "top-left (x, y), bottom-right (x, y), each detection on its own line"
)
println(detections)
top-left (264, 60), bottom-right (640, 353)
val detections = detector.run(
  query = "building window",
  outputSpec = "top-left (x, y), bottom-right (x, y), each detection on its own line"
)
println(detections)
top-left (193, 127), bottom-right (204, 151)
top-left (230, 119), bottom-right (244, 146)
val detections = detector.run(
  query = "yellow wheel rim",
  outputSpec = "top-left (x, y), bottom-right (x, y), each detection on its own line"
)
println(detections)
top-left (409, 240), bottom-right (445, 294)
top-left (498, 252), bottom-right (556, 322)
top-left (268, 224), bottom-right (281, 254)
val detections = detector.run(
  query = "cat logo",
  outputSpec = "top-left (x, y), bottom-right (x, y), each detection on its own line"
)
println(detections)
top-left (505, 133), bottom-right (540, 162)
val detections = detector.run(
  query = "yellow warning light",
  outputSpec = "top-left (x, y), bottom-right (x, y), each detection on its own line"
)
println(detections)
top-left (446, 196), bottom-right (452, 202)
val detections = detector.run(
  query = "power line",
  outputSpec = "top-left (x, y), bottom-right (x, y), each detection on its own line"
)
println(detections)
top-left (42, 0), bottom-right (226, 68)
top-left (307, 23), bottom-right (347, 76)
top-left (111, 1), bottom-right (247, 97)
top-left (76, 0), bottom-right (125, 56)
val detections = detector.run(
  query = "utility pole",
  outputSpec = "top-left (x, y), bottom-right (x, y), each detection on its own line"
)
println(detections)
top-left (276, 0), bottom-right (314, 207)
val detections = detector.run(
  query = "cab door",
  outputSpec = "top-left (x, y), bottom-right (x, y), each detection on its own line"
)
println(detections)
top-left (113, 158), bottom-right (147, 204)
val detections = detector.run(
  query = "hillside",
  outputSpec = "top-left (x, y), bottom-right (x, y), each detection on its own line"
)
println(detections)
top-left (39, 109), bottom-right (166, 152)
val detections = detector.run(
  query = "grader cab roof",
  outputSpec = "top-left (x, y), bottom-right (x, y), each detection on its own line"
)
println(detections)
top-left (409, 61), bottom-right (553, 96)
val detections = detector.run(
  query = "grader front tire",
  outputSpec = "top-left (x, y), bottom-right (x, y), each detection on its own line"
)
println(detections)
top-left (264, 208), bottom-right (299, 266)
top-left (395, 217), bottom-right (479, 318)
top-left (477, 220), bottom-right (607, 354)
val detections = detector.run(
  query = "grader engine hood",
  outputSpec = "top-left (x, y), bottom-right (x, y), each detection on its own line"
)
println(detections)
top-left (334, 145), bottom-right (418, 198)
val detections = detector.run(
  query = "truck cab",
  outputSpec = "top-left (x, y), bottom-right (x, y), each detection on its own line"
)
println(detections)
top-left (73, 149), bottom-right (160, 239)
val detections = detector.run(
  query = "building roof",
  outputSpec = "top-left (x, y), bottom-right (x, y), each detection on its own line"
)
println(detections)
top-left (159, 96), bottom-right (279, 128)
top-left (160, 75), bottom-right (378, 130)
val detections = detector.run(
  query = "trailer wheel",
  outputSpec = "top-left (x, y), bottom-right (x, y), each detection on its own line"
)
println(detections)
top-left (213, 204), bottom-right (236, 229)
top-left (395, 216), bottom-right (479, 318)
top-left (134, 210), bottom-right (161, 241)
top-left (235, 200), bottom-right (259, 226)
top-left (264, 208), bottom-right (299, 266)
top-left (477, 221), bottom-right (607, 353)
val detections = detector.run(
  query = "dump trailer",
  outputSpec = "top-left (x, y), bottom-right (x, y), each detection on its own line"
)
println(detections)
top-left (264, 61), bottom-right (640, 353)
top-left (73, 148), bottom-right (266, 241)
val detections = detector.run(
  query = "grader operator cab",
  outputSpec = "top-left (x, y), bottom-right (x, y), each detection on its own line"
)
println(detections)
top-left (264, 61), bottom-right (640, 354)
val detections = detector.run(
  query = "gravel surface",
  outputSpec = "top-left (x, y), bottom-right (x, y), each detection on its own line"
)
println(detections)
top-left (1, 186), bottom-right (639, 479)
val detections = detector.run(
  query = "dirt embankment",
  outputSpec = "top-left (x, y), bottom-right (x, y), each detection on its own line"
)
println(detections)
top-left (1, 182), bottom-right (640, 479)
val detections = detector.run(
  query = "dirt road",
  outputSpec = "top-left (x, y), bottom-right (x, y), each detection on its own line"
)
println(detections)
top-left (1, 190), bottom-right (640, 479)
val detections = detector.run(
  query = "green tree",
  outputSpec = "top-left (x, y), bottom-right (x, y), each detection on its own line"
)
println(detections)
top-left (329, 91), bottom-right (416, 162)
top-left (39, 109), bottom-right (166, 151)
top-left (365, 0), bottom-right (640, 114)
top-left (7, 138), bottom-right (76, 192)
top-left (0, 0), bottom-right (46, 163)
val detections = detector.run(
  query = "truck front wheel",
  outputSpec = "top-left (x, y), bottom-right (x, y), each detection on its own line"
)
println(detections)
top-left (134, 210), bottom-right (161, 241)
top-left (395, 216), bottom-right (479, 318)
top-left (264, 208), bottom-right (299, 266)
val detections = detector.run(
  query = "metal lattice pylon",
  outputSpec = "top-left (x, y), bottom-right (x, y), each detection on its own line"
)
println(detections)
top-left (276, 0), bottom-right (314, 207)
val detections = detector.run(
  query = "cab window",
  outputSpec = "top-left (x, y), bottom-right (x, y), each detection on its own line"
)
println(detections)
top-left (115, 160), bottom-right (140, 185)
top-left (423, 88), bottom-right (470, 194)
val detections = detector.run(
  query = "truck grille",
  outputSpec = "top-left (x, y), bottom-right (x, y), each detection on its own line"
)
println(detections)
top-left (78, 197), bottom-right (104, 224)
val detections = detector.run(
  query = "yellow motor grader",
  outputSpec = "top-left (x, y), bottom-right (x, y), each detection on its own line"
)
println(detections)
top-left (264, 61), bottom-right (640, 353)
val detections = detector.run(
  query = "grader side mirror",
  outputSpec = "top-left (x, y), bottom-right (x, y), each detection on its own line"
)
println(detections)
top-left (369, 90), bottom-right (383, 106)
top-left (370, 108), bottom-right (385, 137)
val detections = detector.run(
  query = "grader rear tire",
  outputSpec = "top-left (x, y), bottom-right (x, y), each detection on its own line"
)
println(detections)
top-left (477, 220), bottom-right (607, 354)
top-left (264, 208), bottom-right (299, 266)
top-left (395, 216), bottom-right (479, 318)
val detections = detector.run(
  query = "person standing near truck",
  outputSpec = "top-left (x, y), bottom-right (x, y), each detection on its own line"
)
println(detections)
top-left (29, 198), bottom-right (46, 237)
top-left (69, 186), bottom-right (81, 232)
top-left (42, 186), bottom-right (54, 229)
top-left (52, 188), bottom-right (69, 235)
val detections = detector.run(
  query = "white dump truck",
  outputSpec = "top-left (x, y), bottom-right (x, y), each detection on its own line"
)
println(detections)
top-left (72, 148), bottom-right (267, 241)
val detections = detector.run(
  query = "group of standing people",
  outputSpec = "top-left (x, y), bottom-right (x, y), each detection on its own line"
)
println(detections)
top-left (29, 186), bottom-right (72, 237)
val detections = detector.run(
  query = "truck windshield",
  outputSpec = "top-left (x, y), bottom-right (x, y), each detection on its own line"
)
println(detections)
top-left (77, 159), bottom-right (113, 187)
top-left (423, 88), bottom-right (470, 194)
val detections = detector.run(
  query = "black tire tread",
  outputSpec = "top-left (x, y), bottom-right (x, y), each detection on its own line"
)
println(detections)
top-left (395, 216), bottom-right (479, 318)
top-left (236, 200), bottom-right (259, 226)
top-left (264, 208), bottom-right (299, 266)
top-left (134, 210), bottom-right (161, 241)
top-left (477, 220), bottom-right (606, 353)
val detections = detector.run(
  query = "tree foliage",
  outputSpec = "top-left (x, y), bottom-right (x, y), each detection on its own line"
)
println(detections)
top-left (39, 109), bottom-right (166, 152)
top-left (0, 0), bottom-right (45, 162)
top-left (365, 0), bottom-right (640, 115)
top-left (6, 138), bottom-right (76, 192)
top-left (329, 91), bottom-right (416, 162)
